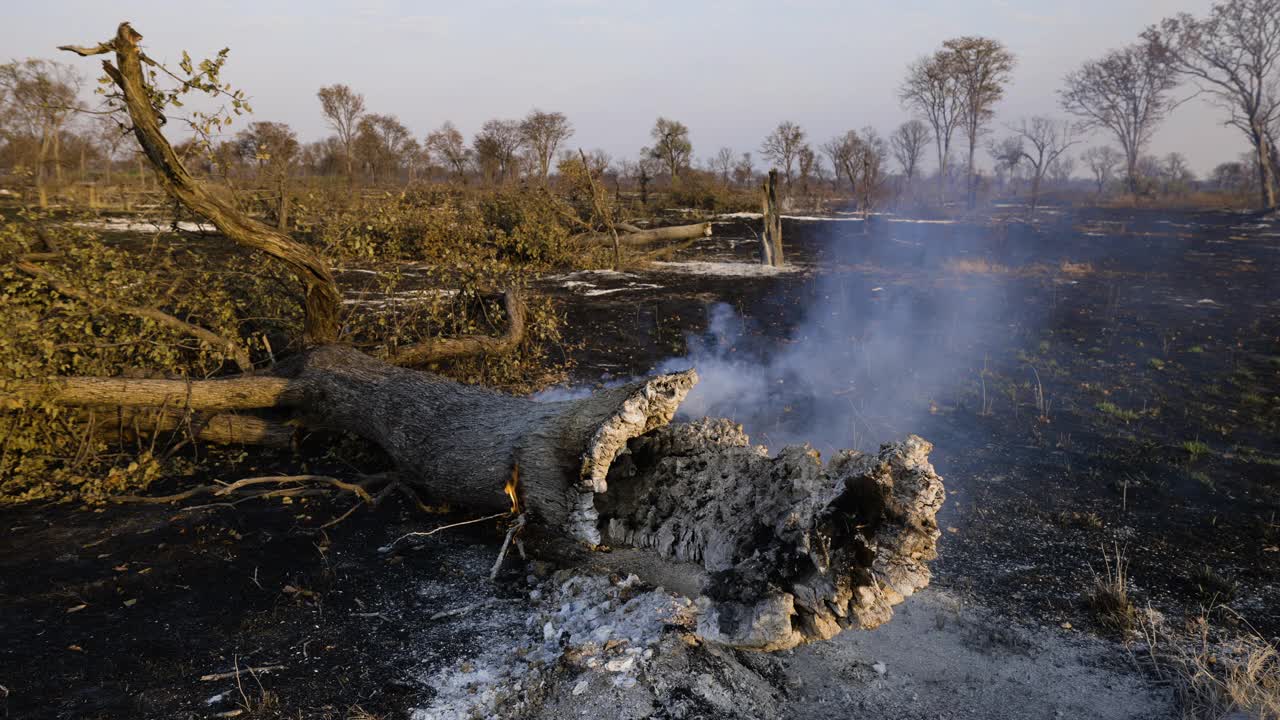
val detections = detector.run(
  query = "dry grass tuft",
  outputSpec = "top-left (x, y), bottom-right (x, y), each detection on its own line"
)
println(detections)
top-left (1088, 543), bottom-right (1136, 634)
top-left (1059, 260), bottom-right (1095, 276)
top-left (1137, 610), bottom-right (1280, 719)
top-left (944, 257), bottom-right (1012, 275)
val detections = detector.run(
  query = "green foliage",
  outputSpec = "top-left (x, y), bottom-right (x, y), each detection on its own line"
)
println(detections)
top-left (1096, 401), bottom-right (1141, 422)
top-left (0, 210), bottom-right (300, 503)
top-left (305, 186), bottom-right (589, 270)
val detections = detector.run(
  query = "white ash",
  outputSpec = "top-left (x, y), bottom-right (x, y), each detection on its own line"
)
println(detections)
top-left (410, 572), bottom-right (694, 720)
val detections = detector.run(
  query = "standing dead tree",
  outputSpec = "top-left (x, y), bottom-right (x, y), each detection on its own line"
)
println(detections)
top-left (760, 169), bottom-right (783, 266)
top-left (36, 23), bottom-right (945, 652)
top-left (1060, 44), bottom-right (1179, 196)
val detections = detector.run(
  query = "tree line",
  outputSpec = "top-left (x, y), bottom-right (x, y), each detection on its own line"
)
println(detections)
top-left (2, 0), bottom-right (1278, 210)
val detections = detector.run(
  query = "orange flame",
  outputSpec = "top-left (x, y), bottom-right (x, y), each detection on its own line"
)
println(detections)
top-left (504, 464), bottom-right (522, 515)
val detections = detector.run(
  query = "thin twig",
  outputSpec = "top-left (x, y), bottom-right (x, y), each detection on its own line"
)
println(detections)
top-left (490, 513), bottom-right (527, 580)
top-left (381, 512), bottom-right (510, 552)
top-left (199, 664), bottom-right (284, 682)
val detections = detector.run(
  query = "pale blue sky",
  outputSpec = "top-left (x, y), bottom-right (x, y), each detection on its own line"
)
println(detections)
top-left (6, 0), bottom-right (1238, 174)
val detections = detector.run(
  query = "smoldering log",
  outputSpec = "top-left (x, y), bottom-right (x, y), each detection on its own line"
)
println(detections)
top-left (4, 348), bottom-right (944, 651)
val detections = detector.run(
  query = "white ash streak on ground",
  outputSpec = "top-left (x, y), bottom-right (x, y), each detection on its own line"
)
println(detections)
top-left (410, 573), bottom-right (693, 720)
top-left (74, 218), bottom-right (218, 233)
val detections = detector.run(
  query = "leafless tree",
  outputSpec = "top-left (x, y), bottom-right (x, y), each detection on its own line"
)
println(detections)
top-left (942, 37), bottom-right (1016, 208)
top-left (1060, 44), bottom-right (1178, 195)
top-left (1081, 146), bottom-right (1124, 194)
top-left (890, 119), bottom-right (932, 185)
top-left (1002, 116), bottom-right (1079, 208)
top-left (732, 152), bottom-right (754, 188)
top-left (425, 121), bottom-right (470, 181)
top-left (648, 117), bottom-right (692, 183)
top-left (712, 146), bottom-right (734, 185)
top-left (519, 109), bottom-right (573, 183)
top-left (989, 136), bottom-right (1024, 192)
top-left (316, 84), bottom-right (365, 181)
top-left (1145, 0), bottom-right (1280, 207)
top-left (623, 154), bottom-right (663, 204)
top-left (0, 59), bottom-right (83, 190)
top-left (1047, 154), bottom-right (1075, 188)
top-left (1161, 152), bottom-right (1196, 195)
top-left (760, 121), bottom-right (806, 186)
top-left (473, 118), bottom-right (523, 184)
top-left (824, 128), bottom-right (887, 217)
top-left (901, 51), bottom-right (965, 200)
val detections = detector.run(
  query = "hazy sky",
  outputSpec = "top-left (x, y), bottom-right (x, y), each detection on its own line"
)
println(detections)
top-left (6, 0), bottom-right (1241, 175)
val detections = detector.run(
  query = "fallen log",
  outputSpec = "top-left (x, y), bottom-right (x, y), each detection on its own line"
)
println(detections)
top-left (580, 221), bottom-right (712, 246)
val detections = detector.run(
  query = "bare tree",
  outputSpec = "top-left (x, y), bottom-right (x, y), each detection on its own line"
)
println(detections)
top-left (316, 84), bottom-right (365, 181)
top-left (425, 121), bottom-right (470, 181)
top-left (712, 146), bottom-right (734, 185)
top-left (760, 121), bottom-right (806, 186)
top-left (1145, 0), bottom-right (1280, 207)
top-left (942, 37), bottom-right (1016, 208)
top-left (901, 51), bottom-right (965, 200)
top-left (1161, 152), bottom-right (1196, 195)
top-left (822, 131), bottom-right (859, 197)
top-left (824, 129), bottom-right (887, 217)
top-left (519, 110), bottom-right (573, 183)
top-left (989, 136), bottom-right (1024, 192)
top-left (732, 152), bottom-right (754, 188)
top-left (1047, 154), bottom-right (1076, 189)
top-left (1061, 44), bottom-right (1178, 195)
top-left (0, 59), bottom-right (83, 192)
top-left (1003, 116), bottom-right (1079, 208)
top-left (648, 117), bottom-right (692, 183)
top-left (1081, 146), bottom-right (1123, 195)
top-left (625, 154), bottom-right (662, 204)
top-left (473, 118), bottom-right (523, 184)
top-left (890, 119), bottom-right (932, 185)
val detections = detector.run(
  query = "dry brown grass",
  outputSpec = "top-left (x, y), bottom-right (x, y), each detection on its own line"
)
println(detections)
top-left (1137, 610), bottom-right (1280, 719)
top-left (1059, 260), bottom-right (1095, 276)
top-left (944, 257), bottom-right (1012, 275)
top-left (1088, 543), bottom-right (1137, 634)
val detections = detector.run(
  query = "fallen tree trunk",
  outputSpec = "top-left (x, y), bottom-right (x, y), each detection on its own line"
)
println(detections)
top-left (581, 221), bottom-right (712, 246)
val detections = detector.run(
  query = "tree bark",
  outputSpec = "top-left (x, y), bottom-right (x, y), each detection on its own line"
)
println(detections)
top-left (581, 222), bottom-right (712, 247)
top-left (761, 170), bottom-right (783, 267)
top-left (62, 24), bottom-right (342, 345)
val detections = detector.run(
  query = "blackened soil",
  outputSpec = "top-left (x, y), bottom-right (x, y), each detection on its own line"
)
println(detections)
top-left (1, 206), bottom-right (1277, 720)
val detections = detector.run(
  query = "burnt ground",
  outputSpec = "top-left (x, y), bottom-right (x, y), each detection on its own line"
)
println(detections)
top-left (1, 206), bottom-right (1278, 719)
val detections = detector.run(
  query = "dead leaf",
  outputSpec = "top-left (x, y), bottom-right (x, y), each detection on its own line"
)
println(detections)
top-left (66, 604), bottom-right (88, 613)
top-left (67, 645), bottom-right (83, 652)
